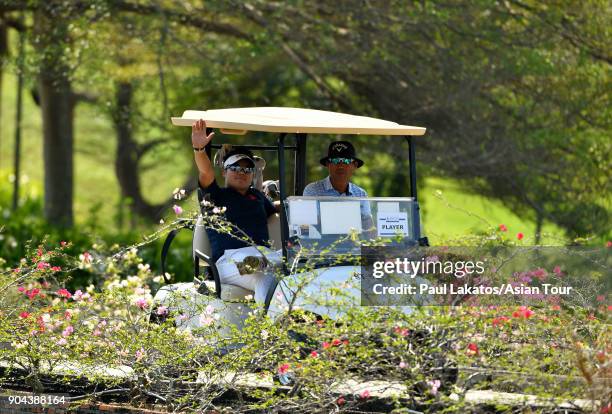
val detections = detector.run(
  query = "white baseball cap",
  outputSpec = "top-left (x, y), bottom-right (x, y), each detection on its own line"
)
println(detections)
top-left (223, 154), bottom-right (255, 169)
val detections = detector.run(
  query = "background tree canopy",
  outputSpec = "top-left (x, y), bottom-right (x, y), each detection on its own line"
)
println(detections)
top-left (0, 0), bottom-right (609, 248)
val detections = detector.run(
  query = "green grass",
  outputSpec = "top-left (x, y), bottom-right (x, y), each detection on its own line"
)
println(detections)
top-left (419, 177), bottom-right (565, 244)
top-left (0, 72), bottom-right (567, 243)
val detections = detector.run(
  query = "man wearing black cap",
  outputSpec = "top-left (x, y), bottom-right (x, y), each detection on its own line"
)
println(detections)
top-left (191, 119), bottom-right (279, 304)
top-left (303, 141), bottom-right (370, 216)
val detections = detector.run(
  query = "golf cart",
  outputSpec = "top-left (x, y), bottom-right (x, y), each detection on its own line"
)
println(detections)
top-left (153, 107), bottom-right (427, 334)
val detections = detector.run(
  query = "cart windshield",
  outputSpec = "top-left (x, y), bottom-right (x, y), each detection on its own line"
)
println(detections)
top-left (284, 196), bottom-right (419, 261)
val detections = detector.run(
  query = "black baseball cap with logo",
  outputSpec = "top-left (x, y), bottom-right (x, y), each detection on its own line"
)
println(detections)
top-left (319, 141), bottom-right (364, 168)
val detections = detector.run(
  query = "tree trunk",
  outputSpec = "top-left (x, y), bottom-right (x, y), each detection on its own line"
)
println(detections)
top-left (34, 7), bottom-right (74, 227)
top-left (113, 80), bottom-right (197, 222)
top-left (113, 81), bottom-right (161, 221)
top-left (0, 15), bottom-right (7, 168)
top-left (12, 26), bottom-right (24, 211)
top-left (535, 211), bottom-right (543, 245)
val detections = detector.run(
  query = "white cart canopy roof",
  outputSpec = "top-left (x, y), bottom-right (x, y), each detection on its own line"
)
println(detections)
top-left (171, 107), bottom-right (426, 136)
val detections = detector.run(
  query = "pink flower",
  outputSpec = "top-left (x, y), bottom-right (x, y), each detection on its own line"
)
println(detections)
top-left (19, 312), bottom-right (30, 319)
top-left (310, 350), bottom-right (319, 358)
top-left (359, 390), bottom-right (370, 399)
top-left (499, 224), bottom-right (508, 232)
top-left (51, 266), bottom-right (62, 272)
top-left (156, 306), bottom-right (168, 315)
top-left (81, 252), bottom-right (92, 264)
top-left (332, 338), bottom-right (341, 347)
top-left (517, 232), bottom-right (524, 240)
top-left (57, 338), bottom-right (67, 346)
top-left (399, 361), bottom-right (407, 369)
top-left (26, 289), bottom-right (41, 300)
top-left (17, 286), bottom-right (25, 292)
top-left (134, 298), bottom-right (149, 309)
top-left (427, 379), bottom-right (441, 395)
top-left (56, 288), bottom-right (72, 299)
top-left (393, 326), bottom-right (410, 337)
top-left (596, 295), bottom-right (605, 302)
top-left (199, 315), bottom-right (214, 326)
top-left (492, 316), bottom-right (509, 327)
top-left (62, 326), bottom-right (74, 337)
top-left (322, 341), bottom-right (331, 349)
top-left (337, 396), bottom-right (345, 406)
top-left (172, 205), bottom-right (183, 215)
top-left (278, 363), bottom-right (290, 374)
top-left (199, 305), bottom-right (215, 325)
top-left (73, 290), bottom-right (84, 301)
top-left (36, 261), bottom-right (50, 270)
top-left (135, 348), bottom-right (145, 361)
top-left (425, 255), bottom-right (440, 263)
top-left (512, 306), bottom-right (534, 319)
top-left (92, 329), bottom-right (102, 337)
top-left (532, 268), bottom-right (547, 280)
top-left (606, 241), bottom-right (612, 248)
top-left (467, 343), bottom-right (479, 356)
top-left (60, 241), bottom-right (67, 247)
top-left (36, 248), bottom-right (43, 257)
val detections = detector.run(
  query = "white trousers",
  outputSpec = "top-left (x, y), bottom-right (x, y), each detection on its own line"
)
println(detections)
top-left (216, 246), bottom-right (282, 304)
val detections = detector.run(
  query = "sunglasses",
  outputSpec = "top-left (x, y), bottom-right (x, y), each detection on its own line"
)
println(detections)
top-left (225, 165), bottom-right (255, 174)
top-left (328, 157), bottom-right (355, 165)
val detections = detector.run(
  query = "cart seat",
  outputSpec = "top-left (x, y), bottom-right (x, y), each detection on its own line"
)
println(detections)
top-left (193, 213), bottom-right (281, 301)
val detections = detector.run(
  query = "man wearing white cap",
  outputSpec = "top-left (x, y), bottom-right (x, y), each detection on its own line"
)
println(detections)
top-left (191, 119), bottom-right (279, 304)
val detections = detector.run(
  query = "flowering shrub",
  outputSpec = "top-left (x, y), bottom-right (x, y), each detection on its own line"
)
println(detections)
top-left (0, 208), bottom-right (610, 413)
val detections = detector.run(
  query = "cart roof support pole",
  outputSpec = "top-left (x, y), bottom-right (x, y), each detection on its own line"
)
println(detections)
top-left (277, 133), bottom-right (289, 262)
top-left (205, 127), bottom-right (213, 160)
top-left (406, 136), bottom-right (417, 201)
top-left (294, 133), bottom-right (307, 196)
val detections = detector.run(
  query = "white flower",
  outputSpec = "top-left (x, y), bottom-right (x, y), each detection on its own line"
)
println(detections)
top-left (173, 188), bottom-right (187, 200)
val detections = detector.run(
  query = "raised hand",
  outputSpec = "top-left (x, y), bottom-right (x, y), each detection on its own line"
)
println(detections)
top-left (192, 119), bottom-right (215, 149)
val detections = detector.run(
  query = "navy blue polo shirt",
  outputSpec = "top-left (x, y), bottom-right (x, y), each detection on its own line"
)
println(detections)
top-left (198, 180), bottom-right (276, 262)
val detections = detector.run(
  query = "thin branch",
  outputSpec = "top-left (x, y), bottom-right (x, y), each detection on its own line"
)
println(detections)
top-left (239, 1), bottom-right (353, 111)
top-left (137, 137), bottom-right (171, 158)
top-left (108, 0), bottom-right (252, 40)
